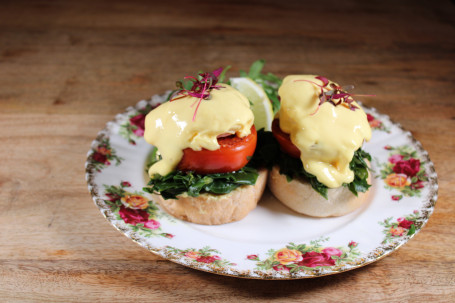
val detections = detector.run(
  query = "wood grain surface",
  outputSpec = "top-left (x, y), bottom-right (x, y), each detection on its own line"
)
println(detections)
top-left (1, 0), bottom-right (454, 302)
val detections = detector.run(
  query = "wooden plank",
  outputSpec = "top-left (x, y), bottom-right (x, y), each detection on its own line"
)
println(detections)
top-left (0, 0), bottom-right (454, 301)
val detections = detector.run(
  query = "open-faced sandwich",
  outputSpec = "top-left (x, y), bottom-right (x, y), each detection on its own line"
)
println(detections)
top-left (266, 75), bottom-right (372, 217)
top-left (143, 68), bottom-right (267, 225)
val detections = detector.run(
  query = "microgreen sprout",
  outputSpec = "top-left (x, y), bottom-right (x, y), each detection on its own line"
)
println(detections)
top-left (171, 68), bottom-right (224, 121)
top-left (294, 76), bottom-right (374, 115)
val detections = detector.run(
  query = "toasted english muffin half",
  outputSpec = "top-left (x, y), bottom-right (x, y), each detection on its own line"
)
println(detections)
top-left (152, 168), bottom-right (268, 225)
top-left (268, 166), bottom-right (371, 217)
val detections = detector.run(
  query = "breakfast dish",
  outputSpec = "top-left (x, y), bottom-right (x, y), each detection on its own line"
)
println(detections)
top-left (266, 75), bottom-right (372, 217)
top-left (86, 62), bottom-right (437, 278)
top-left (141, 68), bottom-right (266, 225)
top-left (86, 94), bottom-right (437, 279)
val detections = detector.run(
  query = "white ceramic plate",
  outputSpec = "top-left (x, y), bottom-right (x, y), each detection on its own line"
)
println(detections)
top-left (85, 93), bottom-right (437, 279)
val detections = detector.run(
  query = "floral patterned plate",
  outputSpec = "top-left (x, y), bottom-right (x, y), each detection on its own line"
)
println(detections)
top-left (85, 93), bottom-right (438, 279)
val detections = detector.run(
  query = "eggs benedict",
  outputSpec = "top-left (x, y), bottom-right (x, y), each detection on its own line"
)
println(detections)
top-left (267, 75), bottom-right (372, 217)
top-left (143, 68), bottom-right (267, 225)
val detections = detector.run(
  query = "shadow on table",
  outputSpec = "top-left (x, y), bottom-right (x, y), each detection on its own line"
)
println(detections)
top-left (188, 264), bottom-right (375, 299)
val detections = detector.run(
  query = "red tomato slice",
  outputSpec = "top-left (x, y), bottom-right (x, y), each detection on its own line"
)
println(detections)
top-left (177, 126), bottom-right (257, 174)
top-left (271, 119), bottom-right (301, 158)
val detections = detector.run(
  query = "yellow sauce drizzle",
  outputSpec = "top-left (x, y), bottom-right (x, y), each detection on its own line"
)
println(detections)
top-left (277, 75), bottom-right (372, 188)
top-left (144, 84), bottom-right (254, 177)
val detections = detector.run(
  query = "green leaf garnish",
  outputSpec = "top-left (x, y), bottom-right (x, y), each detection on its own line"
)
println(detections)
top-left (250, 130), bottom-right (371, 199)
top-left (344, 148), bottom-right (372, 196)
top-left (144, 166), bottom-right (259, 199)
top-left (248, 59), bottom-right (266, 79)
top-left (240, 59), bottom-right (282, 114)
top-left (218, 65), bottom-right (231, 83)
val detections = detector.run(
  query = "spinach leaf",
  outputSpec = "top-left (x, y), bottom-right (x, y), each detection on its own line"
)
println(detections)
top-left (345, 148), bottom-right (372, 196)
top-left (144, 166), bottom-right (259, 200)
top-left (250, 130), bottom-right (371, 199)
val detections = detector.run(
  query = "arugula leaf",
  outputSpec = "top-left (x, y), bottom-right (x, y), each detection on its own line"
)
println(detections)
top-left (218, 65), bottom-right (231, 83)
top-left (144, 166), bottom-right (259, 199)
top-left (248, 59), bottom-right (266, 79)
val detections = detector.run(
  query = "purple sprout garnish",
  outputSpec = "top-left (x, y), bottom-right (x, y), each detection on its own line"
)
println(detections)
top-left (294, 76), bottom-right (374, 115)
top-left (171, 68), bottom-right (224, 121)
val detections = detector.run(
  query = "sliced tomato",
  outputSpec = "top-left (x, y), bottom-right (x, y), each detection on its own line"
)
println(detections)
top-left (177, 126), bottom-right (257, 174)
top-left (271, 119), bottom-right (301, 158)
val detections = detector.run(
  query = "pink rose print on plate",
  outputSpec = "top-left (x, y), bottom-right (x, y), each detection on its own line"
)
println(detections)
top-left (129, 114), bottom-right (146, 136)
top-left (388, 154), bottom-right (403, 164)
top-left (121, 181), bottom-right (131, 187)
top-left (298, 251), bottom-right (336, 268)
top-left (322, 247), bottom-right (343, 257)
top-left (144, 219), bottom-right (160, 229)
top-left (392, 195), bottom-right (403, 201)
top-left (103, 183), bottom-right (169, 238)
top-left (366, 113), bottom-right (389, 132)
top-left (168, 246), bottom-right (236, 268)
top-left (348, 241), bottom-right (358, 248)
top-left (119, 103), bottom-right (160, 144)
top-left (379, 211), bottom-right (420, 243)
top-left (247, 254), bottom-right (259, 261)
top-left (89, 138), bottom-right (122, 171)
top-left (196, 255), bottom-right (221, 264)
top-left (92, 152), bottom-right (109, 165)
top-left (393, 159), bottom-right (421, 177)
top-left (248, 239), bottom-right (361, 273)
top-left (379, 145), bottom-right (428, 198)
top-left (119, 206), bottom-right (149, 225)
top-left (118, 206), bottom-right (161, 229)
top-left (397, 217), bottom-right (414, 229)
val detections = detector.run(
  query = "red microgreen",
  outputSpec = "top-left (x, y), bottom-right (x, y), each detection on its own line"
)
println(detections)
top-left (294, 76), bottom-right (374, 115)
top-left (171, 68), bottom-right (224, 121)
top-left (315, 75), bottom-right (329, 86)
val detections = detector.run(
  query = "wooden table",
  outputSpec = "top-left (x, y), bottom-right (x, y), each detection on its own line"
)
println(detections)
top-left (1, 0), bottom-right (454, 301)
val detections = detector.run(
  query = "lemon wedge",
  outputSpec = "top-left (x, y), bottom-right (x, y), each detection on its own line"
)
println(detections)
top-left (230, 77), bottom-right (274, 131)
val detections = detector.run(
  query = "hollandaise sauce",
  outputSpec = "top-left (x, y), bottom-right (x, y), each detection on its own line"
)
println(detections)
top-left (144, 84), bottom-right (254, 177)
top-left (277, 75), bottom-right (372, 188)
